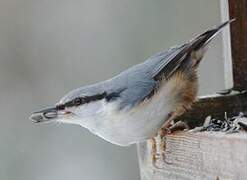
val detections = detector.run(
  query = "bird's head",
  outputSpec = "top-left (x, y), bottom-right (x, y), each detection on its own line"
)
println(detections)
top-left (29, 85), bottom-right (116, 130)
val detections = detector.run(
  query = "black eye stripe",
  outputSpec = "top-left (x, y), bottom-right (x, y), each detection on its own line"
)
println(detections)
top-left (88, 92), bottom-right (107, 102)
top-left (57, 89), bottom-right (125, 109)
top-left (56, 104), bottom-right (65, 110)
top-left (105, 92), bottom-right (120, 101)
top-left (57, 92), bottom-right (108, 109)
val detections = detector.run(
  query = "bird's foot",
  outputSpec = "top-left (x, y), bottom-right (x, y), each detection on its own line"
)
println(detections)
top-left (150, 117), bottom-right (189, 168)
top-left (168, 121), bottom-right (189, 133)
top-left (158, 127), bottom-right (172, 165)
top-left (150, 136), bottom-right (171, 169)
top-left (159, 121), bottom-right (188, 165)
top-left (150, 137), bottom-right (161, 169)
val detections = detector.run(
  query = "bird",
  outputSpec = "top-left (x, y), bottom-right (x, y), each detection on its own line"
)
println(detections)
top-left (30, 20), bottom-right (233, 147)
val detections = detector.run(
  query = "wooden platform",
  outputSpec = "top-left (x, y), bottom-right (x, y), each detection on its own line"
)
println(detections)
top-left (137, 132), bottom-right (247, 180)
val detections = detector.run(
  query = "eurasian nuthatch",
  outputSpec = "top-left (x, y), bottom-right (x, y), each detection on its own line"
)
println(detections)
top-left (30, 20), bottom-right (233, 146)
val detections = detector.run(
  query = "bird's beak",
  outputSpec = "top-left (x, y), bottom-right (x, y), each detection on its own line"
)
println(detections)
top-left (29, 106), bottom-right (59, 123)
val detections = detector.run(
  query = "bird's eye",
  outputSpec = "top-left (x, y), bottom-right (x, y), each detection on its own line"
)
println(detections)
top-left (73, 97), bottom-right (83, 106)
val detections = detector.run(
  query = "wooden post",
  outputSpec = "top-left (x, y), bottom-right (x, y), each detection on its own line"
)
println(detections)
top-left (229, 0), bottom-right (247, 91)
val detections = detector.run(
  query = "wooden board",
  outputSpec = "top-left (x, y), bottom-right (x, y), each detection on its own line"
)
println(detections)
top-left (137, 132), bottom-right (247, 180)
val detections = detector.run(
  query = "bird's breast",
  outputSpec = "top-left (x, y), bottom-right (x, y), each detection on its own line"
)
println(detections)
top-left (93, 71), bottom-right (198, 146)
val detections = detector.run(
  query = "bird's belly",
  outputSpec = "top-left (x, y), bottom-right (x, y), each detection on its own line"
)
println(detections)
top-left (91, 72), bottom-right (197, 146)
top-left (95, 104), bottom-right (172, 146)
top-left (94, 85), bottom-right (175, 146)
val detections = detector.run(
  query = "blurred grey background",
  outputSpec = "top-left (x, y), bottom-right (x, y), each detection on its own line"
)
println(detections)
top-left (0, 0), bottom-right (228, 180)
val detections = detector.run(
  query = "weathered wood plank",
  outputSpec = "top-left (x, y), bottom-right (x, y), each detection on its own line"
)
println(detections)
top-left (137, 132), bottom-right (247, 180)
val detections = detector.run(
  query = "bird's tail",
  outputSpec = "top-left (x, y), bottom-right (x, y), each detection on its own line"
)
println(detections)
top-left (186, 19), bottom-right (235, 68)
top-left (152, 19), bottom-right (235, 80)
top-left (191, 19), bottom-right (235, 51)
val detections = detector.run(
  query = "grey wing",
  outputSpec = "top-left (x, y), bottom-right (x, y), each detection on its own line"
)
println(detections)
top-left (117, 79), bottom-right (157, 109)
top-left (61, 21), bottom-right (232, 109)
top-left (149, 44), bottom-right (189, 80)
top-left (149, 38), bottom-right (209, 80)
top-left (114, 44), bottom-right (189, 109)
top-left (150, 20), bottom-right (233, 80)
top-left (109, 65), bottom-right (157, 109)
top-left (115, 20), bottom-right (233, 109)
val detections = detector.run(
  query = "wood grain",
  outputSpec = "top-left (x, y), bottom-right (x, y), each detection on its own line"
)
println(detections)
top-left (229, 0), bottom-right (247, 91)
top-left (137, 132), bottom-right (247, 180)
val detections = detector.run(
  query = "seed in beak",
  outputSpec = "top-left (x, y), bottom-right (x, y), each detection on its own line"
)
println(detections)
top-left (44, 111), bottom-right (57, 119)
top-left (30, 113), bottom-right (44, 122)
